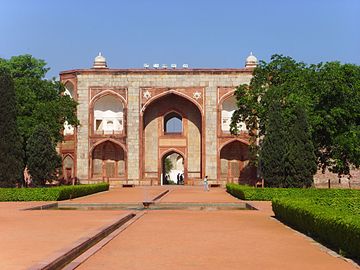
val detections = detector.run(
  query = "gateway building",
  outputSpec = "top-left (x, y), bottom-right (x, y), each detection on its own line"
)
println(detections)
top-left (59, 53), bottom-right (259, 186)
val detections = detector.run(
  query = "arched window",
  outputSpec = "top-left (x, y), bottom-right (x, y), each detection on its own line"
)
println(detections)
top-left (64, 81), bottom-right (74, 99)
top-left (221, 96), bottom-right (247, 132)
top-left (94, 95), bottom-right (124, 134)
top-left (63, 82), bottom-right (75, 135)
top-left (164, 112), bottom-right (182, 133)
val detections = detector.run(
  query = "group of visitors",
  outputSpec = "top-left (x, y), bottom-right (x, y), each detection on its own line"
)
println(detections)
top-left (164, 172), bottom-right (210, 192)
top-left (176, 173), bottom-right (184, 185)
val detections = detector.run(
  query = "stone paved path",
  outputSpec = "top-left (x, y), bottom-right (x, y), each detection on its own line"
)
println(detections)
top-left (70, 186), bottom-right (165, 203)
top-left (76, 186), bottom-right (358, 270)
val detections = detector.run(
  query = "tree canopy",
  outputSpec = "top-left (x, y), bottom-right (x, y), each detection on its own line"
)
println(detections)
top-left (231, 54), bottom-right (360, 178)
top-left (0, 55), bottom-right (79, 144)
top-left (0, 54), bottom-right (78, 184)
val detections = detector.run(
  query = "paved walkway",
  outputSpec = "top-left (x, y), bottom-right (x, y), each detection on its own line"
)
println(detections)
top-left (0, 186), bottom-right (358, 270)
top-left (70, 186), bottom-right (166, 203)
top-left (0, 202), bottom-right (130, 270)
top-left (77, 210), bottom-right (357, 270)
top-left (76, 186), bottom-right (357, 270)
top-left (159, 186), bottom-right (239, 203)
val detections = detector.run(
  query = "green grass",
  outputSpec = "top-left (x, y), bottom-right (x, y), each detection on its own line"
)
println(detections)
top-left (0, 183), bottom-right (109, 201)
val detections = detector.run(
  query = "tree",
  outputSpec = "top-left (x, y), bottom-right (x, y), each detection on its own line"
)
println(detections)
top-left (259, 101), bottom-right (286, 187)
top-left (0, 55), bottom-right (78, 157)
top-left (283, 104), bottom-right (317, 187)
top-left (26, 125), bottom-right (61, 186)
top-left (309, 61), bottom-right (360, 175)
top-left (0, 67), bottom-right (24, 187)
top-left (231, 54), bottom-right (360, 180)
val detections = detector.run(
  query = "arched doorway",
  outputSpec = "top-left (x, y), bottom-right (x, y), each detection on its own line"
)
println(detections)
top-left (91, 141), bottom-right (126, 180)
top-left (219, 140), bottom-right (256, 184)
top-left (162, 151), bottom-right (184, 185)
top-left (142, 93), bottom-right (202, 185)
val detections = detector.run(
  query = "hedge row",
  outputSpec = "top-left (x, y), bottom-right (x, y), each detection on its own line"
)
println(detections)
top-left (226, 183), bottom-right (305, 200)
top-left (226, 183), bottom-right (360, 201)
top-left (0, 183), bottom-right (109, 201)
top-left (272, 197), bottom-right (360, 260)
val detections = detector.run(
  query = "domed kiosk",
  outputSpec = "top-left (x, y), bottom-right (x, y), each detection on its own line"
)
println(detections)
top-left (245, 52), bottom-right (258, 68)
top-left (93, 52), bottom-right (108, 69)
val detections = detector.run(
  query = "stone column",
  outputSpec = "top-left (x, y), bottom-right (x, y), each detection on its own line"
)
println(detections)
top-left (76, 75), bottom-right (90, 181)
top-left (127, 85), bottom-right (140, 183)
top-left (205, 84), bottom-right (218, 181)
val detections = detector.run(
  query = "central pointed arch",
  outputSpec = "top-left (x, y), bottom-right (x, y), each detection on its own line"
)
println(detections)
top-left (140, 91), bottom-right (204, 185)
top-left (141, 90), bottom-right (203, 116)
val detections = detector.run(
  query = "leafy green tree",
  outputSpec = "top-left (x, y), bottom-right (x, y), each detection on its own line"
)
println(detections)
top-left (231, 54), bottom-right (360, 179)
top-left (0, 54), bottom-right (78, 150)
top-left (309, 61), bottom-right (360, 175)
top-left (0, 67), bottom-right (24, 187)
top-left (26, 125), bottom-right (62, 186)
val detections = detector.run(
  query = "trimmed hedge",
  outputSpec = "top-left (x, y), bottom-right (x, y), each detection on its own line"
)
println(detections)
top-left (226, 183), bottom-right (360, 201)
top-left (272, 196), bottom-right (360, 260)
top-left (226, 183), bottom-right (306, 200)
top-left (0, 183), bottom-right (109, 201)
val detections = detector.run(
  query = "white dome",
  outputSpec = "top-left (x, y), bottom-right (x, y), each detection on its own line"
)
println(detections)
top-left (93, 52), bottom-right (108, 68)
top-left (245, 52), bottom-right (258, 68)
top-left (95, 52), bottom-right (106, 62)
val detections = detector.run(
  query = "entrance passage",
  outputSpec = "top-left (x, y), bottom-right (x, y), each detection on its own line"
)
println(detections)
top-left (162, 152), bottom-right (184, 185)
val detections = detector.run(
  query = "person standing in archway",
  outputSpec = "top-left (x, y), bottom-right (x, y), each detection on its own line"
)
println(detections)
top-left (203, 175), bottom-right (209, 191)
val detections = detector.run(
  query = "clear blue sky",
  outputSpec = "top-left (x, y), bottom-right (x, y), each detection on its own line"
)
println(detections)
top-left (1, 0), bottom-right (359, 78)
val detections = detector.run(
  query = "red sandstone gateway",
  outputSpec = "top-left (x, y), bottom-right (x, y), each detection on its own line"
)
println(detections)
top-left (59, 53), bottom-right (258, 187)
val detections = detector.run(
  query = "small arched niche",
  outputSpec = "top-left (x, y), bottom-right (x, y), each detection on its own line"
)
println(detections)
top-left (92, 141), bottom-right (125, 179)
top-left (164, 112), bottom-right (182, 133)
top-left (219, 140), bottom-right (256, 184)
top-left (94, 95), bottom-right (124, 134)
top-left (63, 155), bottom-right (74, 179)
